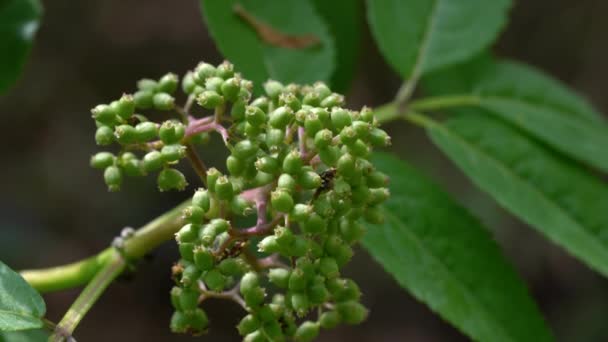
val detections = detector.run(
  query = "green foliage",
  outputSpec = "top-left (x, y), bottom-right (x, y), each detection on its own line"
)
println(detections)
top-left (0, 0), bottom-right (42, 93)
top-left (362, 153), bottom-right (552, 342)
top-left (0, 329), bottom-right (48, 342)
top-left (200, 0), bottom-right (336, 92)
top-left (0, 261), bottom-right (46, 331)
top-left (427, 113), bottom-right (608, 277)
top-left (367, 0), bottom-right (510, 80)
top-left (424, 56), bottom-right (608, 172)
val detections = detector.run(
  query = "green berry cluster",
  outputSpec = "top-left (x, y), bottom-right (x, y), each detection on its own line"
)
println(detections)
top-left (89, 60), bottom-right (390, 341)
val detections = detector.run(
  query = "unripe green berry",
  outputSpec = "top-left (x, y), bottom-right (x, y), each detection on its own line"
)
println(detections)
top-left (368, 187), bottom-right (390, 206)
top-left (170, 286), bottom-right (182, 310)
top-left (95, 126), bottom-right (114, 146)
top-left (294, 321), bottom-right (319, 342)
top-left (291, 293), bottom-right (309, 315)
top-left (347, 139), bottom-right (370, 158)
top-left (210, 218), bottom-right (230, 234)
top-left (203, 269), bottom-right (227, 292)
top-left (192, 188), bottom-right (211, 212)
top-left (114, 94), bottom-right (135, 120)
top-left (351, 185), bottom-right (370, 207)
top-left (314, 129), bottom-right (333, 149)
top-left (262, 320), bottom-right (284, 341)
top-left (220, 77), bottom-right (241, 101)
top-left (369, 127), bottom-right (391, 147)
top-left (114, 124), bottom-right (138, 144)
top-left (319, 311), bottom-right (341, 329)
top-left (134, 121), bottom-right (158, 142)
top-left (258, 235), bottom-right (281, 253)
top-left (233, 139), bottom-right (258, 159)
top-left (245, 105), bottom-right (266, 127)
top-left (366, 170), bottom-right (389, 188)
top-left (254, 155), bottom-right (279, 175)
top-left (186, 308), bottom-right (209, 334)
top-left (206, 168), bottom-right (221, 193)
top-left (218, 257), bottom-right (244, 276)
top-left (320, 93), bottom-right (345, 108)
top-left (364, 206), bottom-right (384, 224)
top-left (141, 151), bottom-right (162, 172)
top-left (302, 213), bottom-right (327, 234)
top-left (176, 223), bottom-right (201, 243)
top-left (216, 60), bottom-right (234, 79)
top-left (288, 268), bottom-right (307, 292)
top-left (244, 287), bottom-right (266, 308)
top-left (268, 268), bottom-right (290, 288)
top-left (336, 301), bottom-right (368, 325)
top-left (193, 246), bottom-right (214, 271)
top-left (271, 189), bottom-right (294, 213)
top-left (334, 244), bottom-right (354, 267)
top-left (268, 106), bottom-right (294, 129)
top-left (331, 108), bottom-right (352, 131)
top-left (319, 257), bottom-right (339, 278)
top-left (274, 226), bottom-right (295, 246)
top-left (339, 219), bottom-right (366, 243)
top-left (181, 264), bottom-right (202, 286)
top-left (339, 126), bottom-right (358, 145)
top-left (226, 155), bottom-right (245, 176)
top-left (195, 62), bottom-right (216, 82)
top-left (279, 92), bottom-right (301, 111)
top-left (304, 113), bottom-right (323, 137)
top-left (240, 272), bottom-right (260, 296)
top-left (336, 153), bottom-right (357, 178)
top-left (298, 170), bottom-right (322, 190)
top-left (197, 90), bottom-right (224, 109)
top-left (204, 76), bottom-right (224, 92)
top-left (290, 236), bottom-right (309, 257)
top-left (170, 311), bottom-right (189, 333)
top-left (104, 166), bottom-right (122, 192)
top-left (352, 120), bottom-right (371, 138)
top-left (265, 128), bottom-right (285, 150)
top-left (182, 205), bottom-right (204, 224)
top-left (178, 288), bottom-right (199, 311)
top-left (158, 72), bottom-right (178, 94)
top-left (133, 90), bottom-right (154, 109)
top-left (90, 152), bottom-right (115, 169)
top-left (313, 82), bottom-right (331, 99)
top-left (91, 104), bottom-right (117, 126)
top-left (159, 120), bottom-right (185, 144)
top-left (157, 168), bottom-right (187, 191)
top-left (153, 92), bottom-right (175, 110)
top-left (182, 71), bottom-right (196, 94)
top-left (359, 106), bottom-right (374, 122)
top-left (237, 314), bottom-right (260, 336)
top-left (311, 107), bottom-right (330, 126)
top-left (178, 242), bottom-right (195, 261)
top-left (120, 156), bottom-right (145, 177)
top-left (214, 176), bottom-right (234, 201)
top-left (277, 173), bottom-right (296, 193)
top-left (243, 330), bottom-right (265, 342)
top-left (282, 150), bottom-right (303, 174)
top-left (264, 80), bottom-right (284, 100)
top-left (137, 78), bottom-right (157, 91)
top-left (250, 96), bottom-right (269, 113)
top-left (291, 203), bottom-right (312, 222)
top-left (161, 144), bottom-right (186, 163)
top-left (231, 195), bottom-right (254, 216)
top-left (302, 92), bottom-right (320, 107)
top-left (308, 278), bottom-right (330, 304)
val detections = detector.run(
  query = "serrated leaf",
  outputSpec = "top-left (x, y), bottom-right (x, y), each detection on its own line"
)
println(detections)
top-left (311, 0), bottom-right (361, 91)
top-left (362, 153), bottom-right (552, 342)
top-left (0, 0), bottom-right (42, 94)
top-left (367, 0), bottom-right (510, 80)
top-left (200, 0), bottom-right (335, 92)
top-left (0, 260), bottom-right (46, 331)
top-left (423, 57), bottom-right (608, 172)
top-left (427, 113), bottom-right (608, 277)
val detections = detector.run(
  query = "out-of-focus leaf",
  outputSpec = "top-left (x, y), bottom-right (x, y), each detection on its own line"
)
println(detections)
top-left (0, 260), bottom-right (46, 331)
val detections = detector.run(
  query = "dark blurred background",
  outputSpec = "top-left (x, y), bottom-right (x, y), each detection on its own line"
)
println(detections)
top-left (1, 1), bottom-right (608, 341)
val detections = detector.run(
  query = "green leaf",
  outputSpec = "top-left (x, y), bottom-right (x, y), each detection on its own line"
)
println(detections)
top-left (424, 56), bottom-right (608, 171)
top-left (367, 0), bottom-right (510, 80)
top-left (362, 153), bottom-right (552, 342)
top-left (311, 0), bottom-right (361, 91)
top-left (200, 0), bottom-right (335, 91)
top-left (0, 0), bottom-right (42, 94)
top-left (0, 329), bottom-right (48, 342)
top-left (0, 260), bottom-right (46, 331)
top-left (426, 113), bottom-right (608, 278)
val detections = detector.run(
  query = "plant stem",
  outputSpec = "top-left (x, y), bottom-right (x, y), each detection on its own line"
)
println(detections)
top-left (409, 94), bottom-right (480, 111)
top-left (21, 200), bottom-right (189, 293)
top-left (184, 142), bottom-right (209, 186)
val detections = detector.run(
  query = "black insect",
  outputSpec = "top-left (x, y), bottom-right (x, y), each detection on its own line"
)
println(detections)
top-left (218, 240), bottom-right (248, 261)
top-left (313, 167), bottom-right (337, 200)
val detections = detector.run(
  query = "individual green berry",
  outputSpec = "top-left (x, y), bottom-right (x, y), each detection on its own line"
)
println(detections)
top-left (268, 268), bottom-right (290, 288)
top-left (311, 107), bottom-right (330, 126)
top-left (192, 188), bottom-right (211, 212)
top-left (241, 272), bottom-right (259, 296)
top-left (265, 128), bottom-right (285, 150)
top-left (243, 330), bottom-right (265, 342)
top-left (347, 139), bottom-right (370, 158)
top-left (271, 189), bottom-right (294, 213)
top-left (352, 120), bottom-right (371, 139)
top-left (290, 236), bottom-right (309, 257)
top-left (302, 213), bottom-right (327, 234)
top-left (313, 82), bottom-right (331, 99)
top-left (170, 311), bottom-right (189, 333)
top-left (314, 129), bottom-right (333, 150)
top-left (178, 242), bottom-right (195, 261)
top-left (153, 92), bottom-right (175, 110)
top-left (90, 152), bottom-right (115, 169)
top-left (244, 287), bottom-right (266, 308)
top-left (291, 293), bottom-right (309, 315)
top-left (258, 235), bottom-right (281, 254)
top-left (161, 144), bottom-right (186, 163)
top-left (319, 311), bottom-right (341, 329)
top-left (113, 94), bottom-right (135, 120)
top-left (178, 287), bottom-right (200, 311)
top-left (282, 150), bottom-right (303, 175)
top-left (336, 153), bottom-right (357, 178)
top-left (114, 124), bottom-right (138, 144)
top-left (290, 204), bottom-right (312, 222)
top-left (95, 126), bottom-right (114, 146)
top-left (183, 205), bottom-right (204, 224)
top-left (214, 176), bottom-right (234, 201)
top-left (133, 90), bottom-right (154, 109)
top-left (308, 277), bottom-right (330, 304)
top-left (205, 76), bottom-right (224, 92)
top-left (320, 93), bottom-right (345, 108)
top-left (157, 168), bottom-right (187, 191)
top-left (134, 121), bottom-right (158, 142)
top-left (364, 206), bottom-right (384, 224)
top-left (195, 62), bottom-right (216, 82)
top-left (224, 155), bottom-right (243, 177)
top-left (359, 106), bottom-right (374, 122)
top-left (120, 155), bottom-right (145, 177)
top-left (142, 151), bottom-right (164, 172)
top-left (368, 188), bottom-right (390, 206)
top-left (197, 90), bottom-right (224, 109)
top-left (319, 146), bottom-right (340, 166)
top-left (319, 257), bottom-right (339, 278)
top-left (218, 257), bottom-right (244, 276)
top-left (210, 218), bottom-right (230, 234)
top-left (274, 226), bottom-right (295, 246)
top-left (193, 246), bottom-right (214, 271)
top-left (250, 96), bottom-right (269, 112)
top-left (182, 71), bottom-right (196, 94)
top-left (330, 108), bottom-right (352, 131)
top-left (91, 104), bottom-right (117, 126)
top-left (268, 106), bottom-right (294, 129)
top-left (262, 320), bottom-right (284, 341)
top-left (298, 170), bottom-right (322, 190)
top-left (216, 60), bottom-right (235, 79)
top-left (366, 170), bottom-right (389, 188)
top-left (369, 127), bottom-right (391, 147)
top-left (279, 92), bottom-right (301, 111)
top-left (158, 73), bottom-right (178, 94)
top-left (233, 139), bottom-right (258, 159)
top-left (187, 308), bottom-right (209, 334)
top-left (336, 301), bottom-right (368, 325)
top-left (304, 112), bottom-right (323, 137)
top-left (237, 314), bottom-right (260, 336)
top-left (220, 77), bottom-right (241, 102)
top-left (339, 219), bottom-right (366, 243)
top-left (339, 126), bottom-right (358, 146)
top-left (245, 105), bottom-right (266, 127)
top-left (176, 223), bottom-right (200, 243)
top-left (288, 268), bottom-right (307, 292)
top-left (159, 120), bottom-right (185, 144)
top-left (230, 195), bottom-right (254, 216)
top-left (137, 78), bottom-right (157, 91)
top-left (264, 80), bottom-right (284, 100)
top-left (203, 269), bottom-right (227, 292)
top-left (302, 92), bottom-right (320, 107)
top-left (104, 165), bottom-right (122, 192)
top-left (254, 155), bottom-right (279, 175)
top-left (206, 168), bottom-right (221, 193)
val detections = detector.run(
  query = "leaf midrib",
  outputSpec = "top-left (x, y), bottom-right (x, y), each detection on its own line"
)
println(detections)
top-left (430, 121), bottom-right (608, 275)
top-left (379, 207), bottom-right (516, 342)
top-left (407, 0), bottom-right (440, 80)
